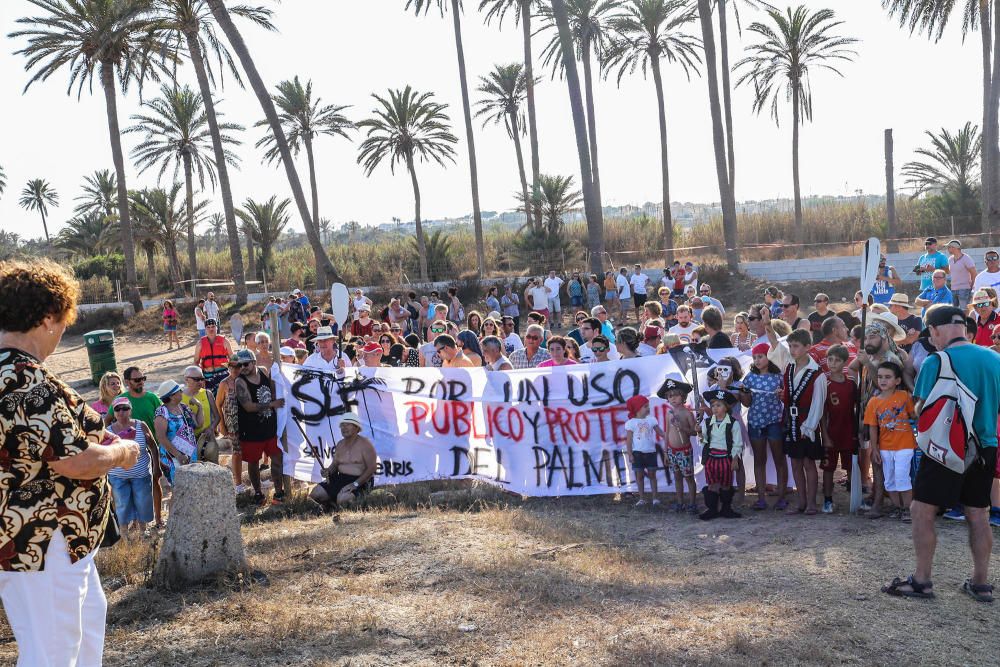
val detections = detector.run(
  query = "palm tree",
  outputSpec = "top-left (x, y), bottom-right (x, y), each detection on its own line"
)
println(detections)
top-left (357, 86), bottom-right (458, 282)
top-left (517, 173), bottom-right (583, 238)
top-left (604, 0), bottom-right (700, 261)
top-left (0, 166), bottom-right (6, 197)
top-left (11, 0), bottom-right (172, 311)
top-left (903, 123), bottom-right (981, 197)
top-left (157, 0), bottom-right (269, 305)
top-left (883, 0), bottom-right (998, 241)
top-left (254, 76), bottom-right (354, 290)
top-left (56, 211), bottom-right (117, 258)
top-left (131, 184), bottom-right (200, 296)
top-left (479, 0), bottom-right (542, 229)
top-left (237, 196), bottom-right (291, 280)
top-left (126, 82), bottom-right (242, 296)
top-left (409, 228), bottom-right (454, 281)
top-left (736, 5), bottom-right (858, 228)
top-left (74, 169), bottom-right (117, 221)
top-left (320, 218), bottom-right (334, 245)
top-left (207, 212), bottom-right (225, 251)
top-left (405, 0), bottom-right (486, 277)
top-left (539, 0), bottom-right (618, 212)
top-left (475, 63), bottom-right (535, 229)
top-left (548, 0), bottom-right (604, 275)
top-left (129, 192), bottom-right (161, 294)
top-left (206, 0), bottom-right (343, 285)
top-left (19, 179), bottom-right (59, 242)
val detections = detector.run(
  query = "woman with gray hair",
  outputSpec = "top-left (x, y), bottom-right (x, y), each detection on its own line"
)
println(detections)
top-left (481, 336), bottom-right (513, 371)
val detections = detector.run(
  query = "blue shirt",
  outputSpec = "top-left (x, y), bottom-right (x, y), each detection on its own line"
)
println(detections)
top-left (917, 286), bottom-right (953, 316)
top-left (914, 345), bottom-right (1000, 448)
top-left (871, 266), bottom-right (895, 304)
top-left (917, 251), bottom-right (949, 291)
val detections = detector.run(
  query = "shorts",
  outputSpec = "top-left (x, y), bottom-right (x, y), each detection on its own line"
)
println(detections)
top-left (241, 437), bottom-right (281, 464)
top-left (109, 474), bottom-right (154, 525)
top-left (534, 308), bottom-right (550, 322)
top-left (164, 324), bottom-right (177, 332)
top-left (821, 447), bottom-right (856, 473)
top-left (704, 452), bottom-right (733, 486)
top-left (631, 450), bottom-right (659, 471)
top-left (633, 293), bottom-right (647, 308)
top-left (605, 290), bottom-right (617, 300)
top-left (198, 328), bottom-right (206, 338)
top-left (784, 436), bottom-right (824, 460)
top-left (548, 298), bottom-right (561, 313)
top-left (666, 447), bottom-right (694, 477)
top-left (318, 472), bottom-right (374, 506)
top-left (749, 422), bottom-right (783, 441)
top-left (671, 289), bottom-right (685, 299)
top-left (881, 448), bottom-right (914, 492)
top-left (913, 446), bottom-right (997, 509)
top-left (570, 296), bottom-right (584, 308)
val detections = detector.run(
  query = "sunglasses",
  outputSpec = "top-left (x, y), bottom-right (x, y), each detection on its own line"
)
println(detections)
top-left (591, 346), bottom-right (607, 353)
top-left (814, 299), bottom-right (828, 304)
top-left (988, 256), bottom-right (1000, 261)
top-left (748, 315), bottom-right (761, 321)
top-left (238, 362), bottom-right (253, 368)
top-left (380, 338), bottom-right (393, 344)
top-left (431, 327), bottom-right (445, 334)
top-left (974, 302), bottom-right (991, 308)
top-left (113, 405), bottom-right (131, 412)
top-left (128, 376), bottom-right (147, 382)
top-left (575, 317), bottom-right (585, 322)
top-left (780, 303), bottom-right (793, 309)
top-left (525, 334), bottom-right (540, 340)
top-left (925, 242), bottom-right (934, 246)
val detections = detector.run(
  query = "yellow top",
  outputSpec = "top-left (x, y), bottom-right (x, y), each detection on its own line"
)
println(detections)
top-left (181, 388), bottom-right (213, 435)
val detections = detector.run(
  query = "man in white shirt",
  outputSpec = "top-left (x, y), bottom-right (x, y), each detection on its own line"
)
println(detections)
top-left (204, 292), bottom-right (220, 322)
top-left (611, 268), bottom-right (629, 323)
top-left (578, 317), bottom-right (621, 362)
top-left (543, 270), bottom-right (564, 329)
top-left (500, 316), bottom-right (524, 356)
top-left (303, 326), bottom-right (349, 371)
top-left (629, 264), bottom-right (651, 324)
top-left (973, 249), bottom-right (1000, 293)
top-left (667, 305), bottom-right (698, 343)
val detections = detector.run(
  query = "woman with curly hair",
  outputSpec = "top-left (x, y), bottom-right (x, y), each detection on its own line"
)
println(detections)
top-left (0, 260), bottom-right (140, 664)
top-left (731, 312), bottom-right (754, 351)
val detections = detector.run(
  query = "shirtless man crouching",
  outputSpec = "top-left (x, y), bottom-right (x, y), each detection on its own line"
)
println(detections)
top-left (309, 413), bottom-right (378, 512)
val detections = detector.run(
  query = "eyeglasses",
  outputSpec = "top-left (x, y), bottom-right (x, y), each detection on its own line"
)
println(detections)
top-left (591, 346), bottom-right (607, 353)
top-left (128, 376), bottom-right (146, 382)
top-left (525, 334), bottom-right (540, 340)
top-left (974, 302), bottom-right (991, 308)
top-left (113, 406), bottom-right (131, 412)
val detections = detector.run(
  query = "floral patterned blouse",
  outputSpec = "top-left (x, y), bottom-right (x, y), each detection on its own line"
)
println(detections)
top-left (0, 348), bottom-right (111, 571)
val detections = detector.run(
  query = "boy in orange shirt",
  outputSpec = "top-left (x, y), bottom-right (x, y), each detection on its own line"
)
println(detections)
top-left (863, 361), bottom-right (918, 522)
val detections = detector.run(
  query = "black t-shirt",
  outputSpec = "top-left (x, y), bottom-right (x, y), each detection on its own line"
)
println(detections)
top-left (808, 311), bottom-right (836, 345)
top-left (898, 314), bottom-right (922, 351)
top-left (707, 331), bottom-right (732, 349)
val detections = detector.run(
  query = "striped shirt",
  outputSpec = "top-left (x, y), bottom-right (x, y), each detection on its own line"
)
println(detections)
top-left (108, 419), bottom-right (152, 479)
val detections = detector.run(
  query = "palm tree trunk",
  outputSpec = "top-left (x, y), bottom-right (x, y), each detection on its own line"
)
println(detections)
top-left (792, 83), bottom-right (803, 229)
top-left (651, 57), bottom-right (674, 263)
top-left (550, 0), bottom-right (604, 275)
top-left (696, 0), bottom-right (739, 270)
top-left (522, 1), bottom-right (542, 229)
top-left (183, 152), bottom-right (197, 297)
top-left (100, 62), bottom-right (142, 311)
top-left (406, 153), bottom-right (429, 282)
top-left (245, 232), bottom-right (257, 282)
top-left (509, 110), bottom-right (532, 230)
top-left (449, 0), bottom-right (485, 278)
top-left (144, 245), bottom-right (157, 295)
top-left (169, 242), bottom-right (183, 296)
top-left (39, 209), bottom-right (50, 243)
top-left (581, 37), bottom-right (603, 209)
top-left (184, 29), bottom-right (247, 306)
top-left (989, 0), bottom-right (1000, 244)
top-left (981, 4), bottom-right (992, 240)
top-left (718, 0), bottom-right (736, 193)
top-left (304, 135), bottom-right (327, 290)
top-left (207, 0), bottom-right (342, 285)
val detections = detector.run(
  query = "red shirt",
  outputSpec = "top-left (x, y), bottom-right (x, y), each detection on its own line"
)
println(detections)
top-left (673, 268), bottom-right (685, 291)
top-left (351, 319), bottom-right (376, 338)
top-left (809, 339), bottom-right (857, 379)
top-left (974, 310), bottom-right (998, 347)
top-left (825, 377), bottom-right (858, 450)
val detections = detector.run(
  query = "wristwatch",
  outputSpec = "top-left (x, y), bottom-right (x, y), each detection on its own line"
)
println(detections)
top-left (351, 481), bottom-right (359, 489)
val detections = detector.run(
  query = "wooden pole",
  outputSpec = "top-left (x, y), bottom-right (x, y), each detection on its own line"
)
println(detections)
top-left (885, 129), bottom-right (898, 253)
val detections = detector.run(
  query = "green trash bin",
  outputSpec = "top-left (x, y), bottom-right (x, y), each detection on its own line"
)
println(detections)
top-left (84, 329), bottom-right (117, 386)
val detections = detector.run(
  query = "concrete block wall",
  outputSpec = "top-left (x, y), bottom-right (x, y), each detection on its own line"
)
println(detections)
top-left (740, 247), bottom-right (993, 284)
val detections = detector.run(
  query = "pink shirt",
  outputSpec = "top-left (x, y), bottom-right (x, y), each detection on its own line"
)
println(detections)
top-left (537, 358), bottom-right (579, 368)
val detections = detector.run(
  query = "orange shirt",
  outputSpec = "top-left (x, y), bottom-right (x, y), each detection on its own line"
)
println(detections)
top-left (863, 389), bottom-right (917, 451)
top-left (603, 276), bottom-right (616, 293)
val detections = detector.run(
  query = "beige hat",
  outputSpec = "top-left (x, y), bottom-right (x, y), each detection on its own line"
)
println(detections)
top-left (313, 325), bottom-right (337, 341)
top-left (887, 293), bottom-right (915, 309)
top-left (867, 311), bottom-right (906, 341)
top-left (973, 288), bottom-right (996, 304)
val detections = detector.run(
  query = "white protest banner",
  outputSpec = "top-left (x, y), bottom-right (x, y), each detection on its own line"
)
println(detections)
top-left (280, 348), bottom-right (787, 496)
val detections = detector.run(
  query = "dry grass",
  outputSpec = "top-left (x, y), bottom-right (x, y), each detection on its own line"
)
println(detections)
top-left (0, 479), bottom-right (993, 666)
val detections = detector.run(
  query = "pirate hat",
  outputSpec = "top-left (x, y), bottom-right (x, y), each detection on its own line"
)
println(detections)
top-left (656, 377), bottom-right (693, 399)
top-left (701, 389), bottom-right (737, 406)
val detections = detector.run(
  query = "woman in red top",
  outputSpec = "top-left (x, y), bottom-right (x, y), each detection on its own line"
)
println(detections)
top-left (162, 299), bottom-right (179, 350)
top-left (351, 305), bottom-right (376, 340)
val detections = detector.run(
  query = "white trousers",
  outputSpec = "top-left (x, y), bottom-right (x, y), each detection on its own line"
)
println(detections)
top-left (0, 529), bottom-right (106, 666)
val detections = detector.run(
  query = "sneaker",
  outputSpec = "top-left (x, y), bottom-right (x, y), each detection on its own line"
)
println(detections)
top-left (687, 503), bottom-right (699, 514)
top-left (253, 492), bottom-right (266, 506)
top-left (635, 499), bottom-right (647, 507)
top-left (860, 501), bottom-right (872, 512)
top-left (822, 500), bottom-right (834, 514)
top-left (989, 513), bottom-right (1000, 528)
top-left (651, 498), bottom-right (661, 506)
top-left (234, 484), bottom-right (248, 495)
top-left (943, 509), bottom-right (966, 521)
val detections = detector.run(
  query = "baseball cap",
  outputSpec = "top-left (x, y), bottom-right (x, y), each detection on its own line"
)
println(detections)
top-left (924, 305), bottom-right (966, 327)
top-left (204, 318), bottom-right (218, 327)
top-left (924, 236), bottom-right (937, 245)
top-left (235, 349), bottom-right (256, 364)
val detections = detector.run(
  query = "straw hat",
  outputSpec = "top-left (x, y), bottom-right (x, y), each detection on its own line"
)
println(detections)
top-left (867, 311), bottom-right (906, 341)
top-left (887, 294), bottom-right (915, 310)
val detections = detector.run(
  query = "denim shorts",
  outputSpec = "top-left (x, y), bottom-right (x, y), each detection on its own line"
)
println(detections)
top-left (748, 422), bottom-right (783, 441)
top-left (109, 474), bottom-right (155, 525)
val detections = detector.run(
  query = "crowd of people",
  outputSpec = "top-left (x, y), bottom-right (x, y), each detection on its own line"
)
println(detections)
top-left (3, 238), bottom-right (1000, 662)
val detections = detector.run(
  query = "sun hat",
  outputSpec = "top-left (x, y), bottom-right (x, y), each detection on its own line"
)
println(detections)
top-left (867, 311), bottom-right (906, 341)
top-left (340, 413), bottom-right (362, 429)
top-left (870, 303), bottom-right (889, 314)
top-left (973, 288), bottom-right (996, 305)
top-left (625, 395), bottom-right (649, 418)
top-left (111, 396), bottom-right (131, 409)
top-left (887, 294), bottom-right (915, 310)
top-left (156, 380), bottom-right (182, 400)
top-left (313, 326), bottom-right (337, 341)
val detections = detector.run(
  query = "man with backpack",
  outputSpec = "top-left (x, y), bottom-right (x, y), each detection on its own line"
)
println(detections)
top-left (883, 305), bottom-right (1000, 603)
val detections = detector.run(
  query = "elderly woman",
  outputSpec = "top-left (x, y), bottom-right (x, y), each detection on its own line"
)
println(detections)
top-left (153, 380), bottom-right (198, 485)
top-left (106, 396), bottom-right (158, 536)
top-left (91, 370), bottom-right (123, 421)
top-left (0, 260), bottom-right (140, 665)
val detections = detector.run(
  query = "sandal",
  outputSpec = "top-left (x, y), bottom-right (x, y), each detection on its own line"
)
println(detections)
top-left (900, 509), bottom-right (912, 523)
top-left (774, 498), bottom-right (789, 511)
top-left (804, 508), bottom-right (818, 516)
top-left (785, 505), bottom-right (805, 516)
top-left (882, 576), bottom-right (935, 599)
top-left (752, 499), bottom-right (768, 511)
top-left (962, 579), bottom-right (994, 604)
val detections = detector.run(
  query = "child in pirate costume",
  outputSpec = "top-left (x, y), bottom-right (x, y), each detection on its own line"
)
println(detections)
top-left (699, 389), bottom-right (744, 520)
top-left (657, 378), bottom-right (698, 513)
top-left (782, 329), bottom-right (829, 516)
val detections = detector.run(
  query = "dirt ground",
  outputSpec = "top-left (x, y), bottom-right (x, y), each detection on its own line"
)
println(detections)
top-left (3, 303), bottom-right (996, 666)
